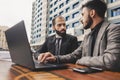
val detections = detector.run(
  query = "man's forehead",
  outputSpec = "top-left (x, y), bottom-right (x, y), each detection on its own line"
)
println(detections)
top-left (81, 7), bottom-right (89, 13)
top-left (56, 22), bottom-right (65, 25)
top-left (56, 17), bottom-right (65, 21)
top-left (55, 18), bottom-right (65, 23)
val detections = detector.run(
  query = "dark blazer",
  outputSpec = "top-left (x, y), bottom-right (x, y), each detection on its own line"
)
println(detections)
top-left (36, 34), bottom-right (78, 56)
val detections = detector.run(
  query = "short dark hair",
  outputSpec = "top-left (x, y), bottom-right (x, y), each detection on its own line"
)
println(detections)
top-left (52, 16), bottom-right (65, 26)
top-left (81, 0), bottom-right (107, 18)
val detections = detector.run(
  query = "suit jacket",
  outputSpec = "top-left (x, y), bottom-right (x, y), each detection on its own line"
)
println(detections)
top-left (35, 34), bottom-right (78, 56)
top-left (57, 21), bottom-right (120, 71)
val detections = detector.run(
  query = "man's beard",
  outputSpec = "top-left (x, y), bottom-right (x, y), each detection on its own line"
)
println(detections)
top-left (55, 30), bottom-right (66, 37)
top-left (84, 16), bottom-right (93, 29)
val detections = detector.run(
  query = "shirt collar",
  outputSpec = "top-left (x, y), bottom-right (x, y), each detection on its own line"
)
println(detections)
top-left (55, 33), bottom-right (62, 38)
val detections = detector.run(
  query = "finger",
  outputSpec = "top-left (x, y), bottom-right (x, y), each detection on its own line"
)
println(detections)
top-left (41, 53), bottom-right (49, 63)
top-left (38, 54), bottom-right (44, 62)
top-left (46, 56), bottom-right (56, 62)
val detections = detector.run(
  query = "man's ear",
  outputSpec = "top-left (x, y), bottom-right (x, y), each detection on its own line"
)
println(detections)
top-left (90, 9), bottom-right (96, 18)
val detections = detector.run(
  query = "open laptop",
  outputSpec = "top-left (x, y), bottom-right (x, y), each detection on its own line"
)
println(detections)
top-left (5, 20), bottom-right (67, 71)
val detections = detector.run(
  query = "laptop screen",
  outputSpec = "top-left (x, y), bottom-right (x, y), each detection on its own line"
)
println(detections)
top-left (5, 20), bottom-right (35, 69)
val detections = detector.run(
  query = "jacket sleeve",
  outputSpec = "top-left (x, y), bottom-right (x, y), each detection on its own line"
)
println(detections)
top-left (70, 36), bottom-right (78, 52)
top-left (76, 24), bottom-right (120, 71)
top-left (56, 42), bottom-right (83, 63)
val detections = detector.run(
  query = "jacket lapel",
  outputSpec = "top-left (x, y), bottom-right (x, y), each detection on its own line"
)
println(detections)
top-left (83, 31), bottom-right (91, 56)
top-left (50, 35), bottom-right (56, 54)
top-left (93, 21), bottom-right (110, 56)
top-left (60, 35), bottom-right (67, 54)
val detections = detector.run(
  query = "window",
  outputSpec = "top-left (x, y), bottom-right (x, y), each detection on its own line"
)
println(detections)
top-left (40, 8), bottom-right (42, 10)
top-left (37, 19), bottom-right (39, 22)
top-left (72, 21), bottom-right (79, 27)
top-left (75, 29), bottom-right (84, 36)
top-left (54, 0), bottom-right (58, 5)
top-left (66, 16), bottom-right (70, 21)
top-left (38, 9), bottom-right (40, 13)
top-left (41, 2), bottom-right (42, 5)
top-left (50, 17), bottom-right (52, 21)
top-left (73, 2), bottom-right (79, 9)
top-left (54, 14), bottom-right (57, 17)
top-left (38, 0), bottom-right (40, 3)
top-left (66, 0), bottom-right (70, 4)
top-left (111, 7), bottom-right (120, 17)
top-left (59, 11), bottom-right (64, 15)
top-left (39, 29), bottom-right (41, 31)
top-left (39, 34), bottom-right (41, 37)
top-left (37, 24), bottom-right (39, 27)
top-left (37, 14), bottom-right (40, 17)
top-left (37, 30), bottom-right (39, 33)
top-left (40, 13), bottom-right (42, 15)
top-left (72, 11), bottom-right (79, 18)
top-left (40, 23), bottom-right (41, 26)
top-left (59, 3), bottom-right (64, 9)
top-left (36, 35), bottom-right (39, 38)
top-left (50, 10), bottom-right (52, 14)
top-left (54, 7), bottom-right (58, 12)
top-left (50, 4), bottom-right (53, 8)
top-left (66, 25), bottom-right (69, 29)
top-left (49, 24), bottom-right (52, 27)
top-left (49, 30), bottom-right (52, 34)
top-left (111, 0), bottom-right (119, 3)
top-left (40, 18), bottom-right (42, 21)
top-left (38, 4), bottom-right (40, 8)
top-left (66, 7), bottom-right (70, 13)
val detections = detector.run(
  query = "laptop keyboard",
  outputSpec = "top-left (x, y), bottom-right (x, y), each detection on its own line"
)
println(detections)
top-left (34, 61), bottom-right (58, 68)
top-left (33, 59), bottom-right (67, 69)
top-left (38, 63), bottom-right (56, 66)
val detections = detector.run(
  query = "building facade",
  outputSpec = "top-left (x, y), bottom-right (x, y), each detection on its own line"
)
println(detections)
top-left (30, 0), bottom-right (48, 49)
top-left (0, 26), bottom-right (9, 50)
top-left (30, 0), bottom-right (120, 49)
top-left (47, 0), bottom-right (84, 41)
top-left (31, 0), bottom-right (84, 49)
top-left (106, 0), bottom-right (120, 24)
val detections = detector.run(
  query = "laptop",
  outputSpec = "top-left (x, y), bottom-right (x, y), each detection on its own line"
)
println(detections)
top-left (5, 20), bottom-right (67, 71)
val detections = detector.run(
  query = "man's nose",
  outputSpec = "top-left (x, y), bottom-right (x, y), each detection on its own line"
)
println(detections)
top-left (61, 24), bottom-right (65, 28)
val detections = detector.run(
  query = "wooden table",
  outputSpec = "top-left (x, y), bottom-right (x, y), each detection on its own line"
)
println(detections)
top-left (0, 60), bottom-right (120, 80)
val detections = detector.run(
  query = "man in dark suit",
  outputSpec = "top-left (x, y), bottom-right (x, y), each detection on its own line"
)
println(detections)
top-left (37, 0), bottom-right (120, 71)
top-left (35, 16), bottom-right (78, 60)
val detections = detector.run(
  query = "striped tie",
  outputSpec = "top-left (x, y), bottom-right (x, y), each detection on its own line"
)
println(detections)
top-left (55, 38), bottom-right (61, 55)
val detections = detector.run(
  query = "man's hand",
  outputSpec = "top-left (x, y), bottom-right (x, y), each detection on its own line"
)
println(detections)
top-left (38, 52), bottom-right (56, 63)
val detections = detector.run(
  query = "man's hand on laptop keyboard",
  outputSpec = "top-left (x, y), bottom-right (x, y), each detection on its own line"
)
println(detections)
top-left (38, 52), bottom-right (56, 63)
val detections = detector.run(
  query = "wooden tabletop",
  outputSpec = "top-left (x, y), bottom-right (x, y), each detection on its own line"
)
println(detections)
top-left (0, 60), bottom-right (120, 80)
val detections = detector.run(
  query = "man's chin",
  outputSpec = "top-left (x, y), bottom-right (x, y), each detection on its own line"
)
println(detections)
top-left (60, 31), bottom-right (65, 33)
top-left (84, 26), bottom-right (90, 29)
top-left (59, 32), bottom-right (66, 37)
top-left (83, 25), bottom-right (91, 29)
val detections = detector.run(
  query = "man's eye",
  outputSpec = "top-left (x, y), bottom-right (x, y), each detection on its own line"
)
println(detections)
top-left (57, 23), bottom-right (66, 26)
top-left (58, 24), bottom-right (61, 26)
top-left (63, 24), bottom-right (66, 26)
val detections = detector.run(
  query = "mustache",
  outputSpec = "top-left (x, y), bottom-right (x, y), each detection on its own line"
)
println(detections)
top-left (60, 29), bottom-right (66, 32)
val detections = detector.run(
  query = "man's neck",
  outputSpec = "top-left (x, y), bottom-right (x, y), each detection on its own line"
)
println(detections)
top-left (91, 17), bottom-right (104, 29)
top-left (56, 33), bottom-right (62, 38)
